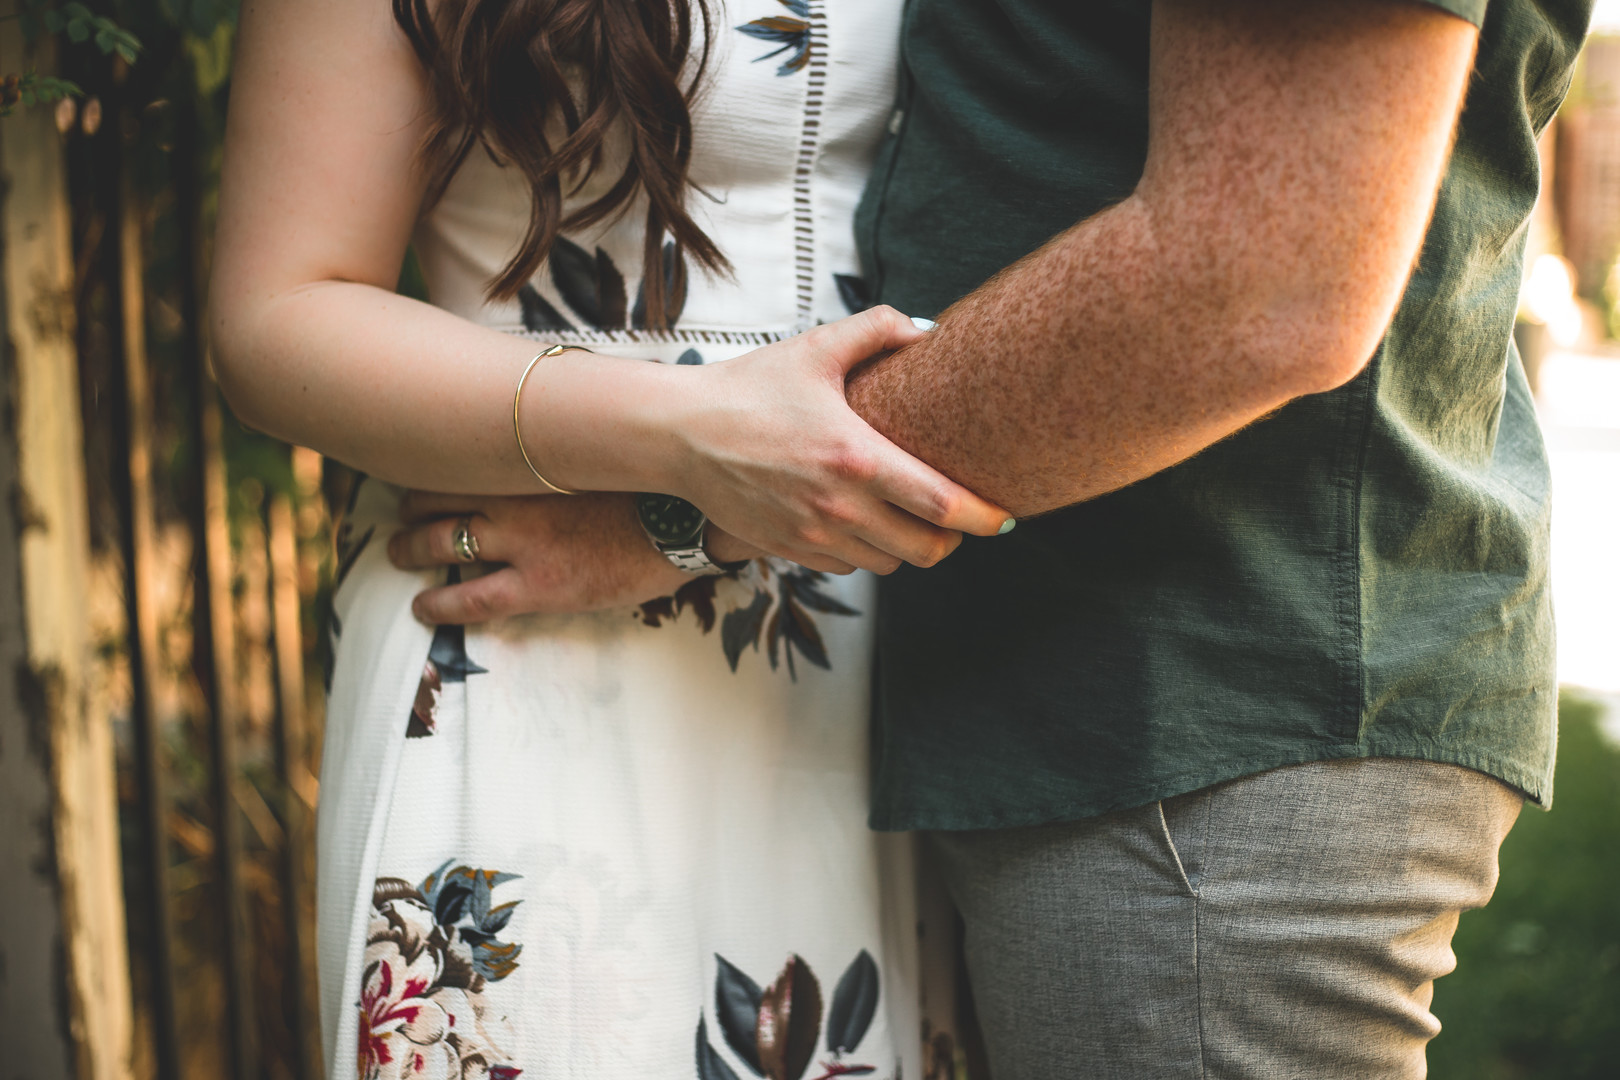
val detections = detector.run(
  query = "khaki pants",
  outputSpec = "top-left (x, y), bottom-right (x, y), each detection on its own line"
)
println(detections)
top-left (927, 758), bottom-right (1523, 1080)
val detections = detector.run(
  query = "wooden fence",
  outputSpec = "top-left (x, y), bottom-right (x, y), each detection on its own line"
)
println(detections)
top-left (2, 7), bottom-right (338, 1078)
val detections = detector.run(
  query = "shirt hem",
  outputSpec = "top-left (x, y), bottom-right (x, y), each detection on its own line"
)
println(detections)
top-left (869, 742), bottom-right (1549, 833)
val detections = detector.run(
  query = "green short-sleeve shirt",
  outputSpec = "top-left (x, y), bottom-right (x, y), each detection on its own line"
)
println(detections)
top-left (855, 0), bottom-right (1592, 831)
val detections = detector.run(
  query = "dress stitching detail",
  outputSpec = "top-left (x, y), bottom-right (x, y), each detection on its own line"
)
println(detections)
top-left (504, 326), bottom-right (793, 347)
top-left (793, 2), bottom-right (829, 329)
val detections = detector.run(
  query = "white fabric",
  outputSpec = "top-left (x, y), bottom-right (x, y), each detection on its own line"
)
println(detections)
top-left (316, 3), bottom-right (921, 1078)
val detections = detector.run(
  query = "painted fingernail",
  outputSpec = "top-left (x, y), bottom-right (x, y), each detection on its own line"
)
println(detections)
top-left (998, 517), bottom-right (1017, 535)
top-left (911, 316), bottom-right (937, 332)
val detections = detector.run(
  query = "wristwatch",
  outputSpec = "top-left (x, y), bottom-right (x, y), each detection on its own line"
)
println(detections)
top-left (635, 493), bottom-right (745, 576)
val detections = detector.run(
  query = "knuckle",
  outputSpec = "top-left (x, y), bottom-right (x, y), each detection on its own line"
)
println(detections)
top-left (826, 445), bottom-right (877, 484)
top-left (874, 556), bottom-right (903, 576)
top-left (431, 525), bottom-right (457, 563)
top-left (796, 523), bottom-right (833, 550)
top-left (912, 532), bottom-right (956, 569)
top-left (811, 494), bottom-right (860, 527)
top-left (929, 486), bottom-right (961, 523)
top-left (460, 592), bottom-right (492, 623)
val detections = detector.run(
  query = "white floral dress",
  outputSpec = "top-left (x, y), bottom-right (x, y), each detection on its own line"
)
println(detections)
top-left (315, 4), bottom-right (930, 1079)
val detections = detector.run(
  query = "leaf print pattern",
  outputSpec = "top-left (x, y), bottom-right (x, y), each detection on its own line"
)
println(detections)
top-left (629, 240), bottom-right (688, 330)
top-left (549, 236), bottom-right (628, 328)
top-left (408, 568), bottom-right (489, 737)
top-left (698, 1017), bottom-right (746, 1080)
top-left (327, 477), bottom-right (374, 691)
top-left (640, 574), bottom-right (721, 634)
top-left (715, 955), bottom-right (766, 1073)
top-left (700, 952), bottom-right (886, 1080)
top-left (736, 0), bottom-right (813, 76)
top-left (753, 563), bottom-right (861, 678)
top-left (517, 284), bottom-right (571, 334)
top-left (518, 238), bottom-right (688, 334)
top-left (824, 952), bottom-right (879, 1056)
top-left (640, 558), bottom-right (858, 679)
top-left (359, 863), bottom-right (524, 1079)
top-left (758, 955), bottom-right (822, 1080)
top-left (720, 588), bottom-right (776, 671)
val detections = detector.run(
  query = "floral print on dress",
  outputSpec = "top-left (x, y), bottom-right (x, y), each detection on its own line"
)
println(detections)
top-left (639, 558), bottom-right (859, 679)
top-left (737, 1), bottom-right (813, 76)
top-left (519, 237), bottom-right (687, 333)
top-left (408, 568), bottom-right (489, 738)
top-left (697, 951), bottom-right (890, 1080)
top-left (326, 478), bottom-right (374, 691)
top-left (359, 862), bottom-right (524, 1079)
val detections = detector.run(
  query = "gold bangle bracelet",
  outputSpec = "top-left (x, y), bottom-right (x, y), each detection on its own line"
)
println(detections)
top-left (513, 343), bottom-right (594, 495)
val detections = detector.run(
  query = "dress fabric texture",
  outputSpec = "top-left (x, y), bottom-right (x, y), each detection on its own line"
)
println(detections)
top-left (316, 4), bottom-right (923, 1078)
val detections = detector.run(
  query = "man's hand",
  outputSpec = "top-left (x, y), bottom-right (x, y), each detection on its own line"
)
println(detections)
top-left (386, 490), bottom-right (710, 623)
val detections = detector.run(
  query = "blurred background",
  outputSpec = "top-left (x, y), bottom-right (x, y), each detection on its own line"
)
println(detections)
top-left (0, 2), bottom-right (1615, 1079)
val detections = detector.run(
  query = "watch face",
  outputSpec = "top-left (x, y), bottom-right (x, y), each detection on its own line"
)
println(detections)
top-left (636, 492), bottom-right (706, 546)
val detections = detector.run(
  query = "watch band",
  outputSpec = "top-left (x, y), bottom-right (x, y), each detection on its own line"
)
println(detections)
top-left (658, 541), bottom-right (732, 575)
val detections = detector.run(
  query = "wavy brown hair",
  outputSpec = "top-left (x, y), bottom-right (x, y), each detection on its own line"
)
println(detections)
top-left (393, 0), bottom-right (729, 327)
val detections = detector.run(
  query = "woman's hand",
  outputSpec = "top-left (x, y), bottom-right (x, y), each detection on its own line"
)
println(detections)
top-left (661, 306), bottom-right (1014, 575)
top-left (387, 491), bottom-right (700, 623)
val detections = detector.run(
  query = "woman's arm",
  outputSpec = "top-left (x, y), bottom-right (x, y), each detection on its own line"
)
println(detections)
top-left (211, 0), bottom-right (1009, 576)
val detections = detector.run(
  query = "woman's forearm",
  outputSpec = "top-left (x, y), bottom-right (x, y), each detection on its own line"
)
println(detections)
top-left (209, 278), bottom-right (688, 496)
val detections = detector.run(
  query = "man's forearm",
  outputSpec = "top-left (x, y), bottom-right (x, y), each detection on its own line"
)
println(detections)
top-left (846, 200), bottom-right (1311, 517)
top-left (846, 0), bottom-right (1477, 519)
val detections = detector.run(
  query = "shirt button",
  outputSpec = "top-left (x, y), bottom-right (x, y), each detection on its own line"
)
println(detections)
top-left (888, 109), bottom-right (905, 135)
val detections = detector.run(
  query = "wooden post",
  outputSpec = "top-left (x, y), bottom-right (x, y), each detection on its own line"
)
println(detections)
top-left (0, 24), bottom-right (135, 1080)
top-left (269, 491), bottom-right (319, 1079)
top-left (170, 66), bottom-right (258, 1078)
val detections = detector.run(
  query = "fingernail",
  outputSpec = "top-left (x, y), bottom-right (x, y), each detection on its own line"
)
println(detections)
top-left (911, 316), bottom-right (937, 332)
top-left (998, 517), bottom-right (1017, 535)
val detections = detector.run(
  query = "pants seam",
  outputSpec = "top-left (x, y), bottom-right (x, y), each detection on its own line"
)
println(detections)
top-left (1161, 797), bottom-right (1209, 1078)
top-left (1194, 790), bottom-right (1213, 1079)
top-left (1194, 886), bottom-right (1207, 1080)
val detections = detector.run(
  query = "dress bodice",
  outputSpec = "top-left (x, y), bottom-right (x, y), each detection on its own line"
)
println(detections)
top-left (411, 0), bottom-right (903, 354)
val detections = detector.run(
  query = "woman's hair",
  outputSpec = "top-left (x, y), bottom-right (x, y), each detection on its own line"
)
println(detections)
top-left (393, 0), bottom-right (728, 326)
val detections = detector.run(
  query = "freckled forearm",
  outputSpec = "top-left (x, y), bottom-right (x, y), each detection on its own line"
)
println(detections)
top-left (845, 1), bottom-right (1476, 518)
top-left (845, 201), bottom-right (1300, 517)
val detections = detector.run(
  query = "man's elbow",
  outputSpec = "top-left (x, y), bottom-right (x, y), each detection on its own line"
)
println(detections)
top-left (1293, 334), bottom-right (1378, 396)
top-left (1251, 295), bottom-right (1393, 400)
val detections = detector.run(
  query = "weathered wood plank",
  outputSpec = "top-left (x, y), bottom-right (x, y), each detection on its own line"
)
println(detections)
top-left (0, 23), bottom-right (135, 1080)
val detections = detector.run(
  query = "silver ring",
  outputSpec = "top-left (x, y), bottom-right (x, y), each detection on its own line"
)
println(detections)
top-left (451, 516), bottom-right (480, 563)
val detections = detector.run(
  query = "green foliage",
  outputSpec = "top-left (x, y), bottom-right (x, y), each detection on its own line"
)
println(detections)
top-left (1429, 693), bottom-right (1620, 1079)
top-left (4, 2), bottom-right (145, 118)
top-left (0, 70), bottom-right (82, 115)
top-left (22, 2), bottom-right (143, 64)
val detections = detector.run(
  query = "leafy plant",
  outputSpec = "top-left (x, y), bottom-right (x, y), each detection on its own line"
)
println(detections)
top-left (1428, 693), bottom-right (1620, 1079)
top-left (0, 70), bottom-right (80, 115)
top-left (2, 1), bottom-right (143, 117)
top-left (20, 1), bottom-right (142, 62)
